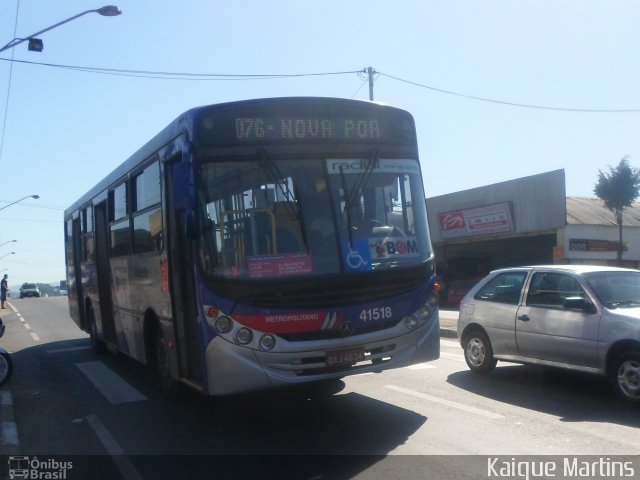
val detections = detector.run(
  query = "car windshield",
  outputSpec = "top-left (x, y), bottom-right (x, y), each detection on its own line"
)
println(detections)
top-left (22, 283), bottom-right (37, 289)
top-left (583, 271), bottom-right (640, 308)
top-left (197, 156), bottom-right (431, 280)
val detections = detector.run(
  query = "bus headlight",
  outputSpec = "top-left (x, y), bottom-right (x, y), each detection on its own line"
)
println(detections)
top-left (235, 328), bottom-right (253, 345)
top-left (259, 334), bottom-right (276, 351)
top-left (417, 304), bottom-right (433, 319)
top-left (404, 299), bottom-right (438, 331)
top-left (215, 315), bottom-right (233, 334)
top-left (428, 293), bottom-right (439, 308)
top-left (405, 314), bottom-right (419, 330)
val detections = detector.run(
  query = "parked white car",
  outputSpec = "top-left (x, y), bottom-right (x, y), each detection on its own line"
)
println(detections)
top-left (457, 265), bottom-right (640, 402)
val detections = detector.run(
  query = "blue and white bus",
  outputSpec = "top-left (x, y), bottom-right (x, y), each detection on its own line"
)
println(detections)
top-left (64, 97), bottom-right (440, 396)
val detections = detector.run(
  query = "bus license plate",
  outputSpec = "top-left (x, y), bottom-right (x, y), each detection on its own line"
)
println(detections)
top-left (325, 348), bottom-right (365, 367)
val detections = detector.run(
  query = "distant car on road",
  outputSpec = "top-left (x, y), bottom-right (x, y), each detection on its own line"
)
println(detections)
top-left (457, 265), bottom-right (640, 402)
top-left (19, 283), bottom-right (40, 299)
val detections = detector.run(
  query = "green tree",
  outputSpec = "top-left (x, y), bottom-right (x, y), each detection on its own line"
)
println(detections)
top-left (594, 157), bottom-right (640, 266)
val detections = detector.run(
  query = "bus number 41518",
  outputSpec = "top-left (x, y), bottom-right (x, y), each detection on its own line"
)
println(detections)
top-left (360, 307), bottom-right (393, 322)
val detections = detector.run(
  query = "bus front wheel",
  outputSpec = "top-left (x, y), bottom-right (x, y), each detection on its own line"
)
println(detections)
top-left (153, 327), bottom-right (181, 399)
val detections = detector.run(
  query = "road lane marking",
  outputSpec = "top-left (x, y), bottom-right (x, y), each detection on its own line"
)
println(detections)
top-left (7, 304), bottom-right (16, 313)
top-left (440, 351), bottom-right (466, 362)
top-left (384, 385), bottom-right (504, 419)
top-left (30, 333), bottom-right (40, 342)
top-left (47, 346), bottom-right (92, 354)
top-left (24, 324), bottom-right (31, 330)
top-left (86, 414), bottom-right (144, 480)
top-left (76, 361), bottom-right (147, 404)
top-left (407, 363), bottom-right (436, 370)
top-left (440, 339), bottom-right (461, 348)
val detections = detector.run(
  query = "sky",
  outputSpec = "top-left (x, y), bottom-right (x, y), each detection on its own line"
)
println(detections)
top-left (0, 0), bottom-right (639, 286)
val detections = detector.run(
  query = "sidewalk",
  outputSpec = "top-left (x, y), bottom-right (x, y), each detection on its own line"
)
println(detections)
top-left (439, 309), bottom-right (459, 339)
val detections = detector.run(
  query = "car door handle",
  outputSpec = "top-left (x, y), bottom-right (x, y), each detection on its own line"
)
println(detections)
top-left (517, 314), bottom-right (530, 321)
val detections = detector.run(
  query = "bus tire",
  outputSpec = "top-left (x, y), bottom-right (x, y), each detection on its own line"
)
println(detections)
top-left (87, 304), bottom-right (106, 354)
top-left (153, 327), bottom-right (181, 399)
top-left (0, 352), bottom-right (13, 387)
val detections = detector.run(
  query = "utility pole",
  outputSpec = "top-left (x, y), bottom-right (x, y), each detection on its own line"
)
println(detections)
top-left (367, 66), bottom-right (375, 101)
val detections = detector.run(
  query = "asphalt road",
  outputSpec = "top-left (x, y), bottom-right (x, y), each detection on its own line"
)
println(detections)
top-left (0, 297), bottom-right (638, 479)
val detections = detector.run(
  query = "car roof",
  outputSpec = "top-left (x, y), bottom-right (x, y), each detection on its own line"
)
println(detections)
top-left (489, 265), bottom-right (639, 275)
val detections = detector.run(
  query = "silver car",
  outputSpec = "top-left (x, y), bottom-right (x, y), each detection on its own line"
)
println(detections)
top-left (457, 265), bottom-right (640, 402)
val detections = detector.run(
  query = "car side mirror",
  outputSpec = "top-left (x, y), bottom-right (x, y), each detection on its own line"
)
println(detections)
top-left (563, 296), bottom-right (597, 314)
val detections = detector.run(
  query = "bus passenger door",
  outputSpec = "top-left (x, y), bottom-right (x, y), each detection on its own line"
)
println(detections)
top-left (68, 217), bottom-right (85, 328)
top-left (94, 203), bottom-right (118, 346)
top-left (166, 160), bottom-right (202, 382)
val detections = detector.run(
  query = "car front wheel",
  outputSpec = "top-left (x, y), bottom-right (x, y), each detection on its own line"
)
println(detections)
top-left (463, 330), bottom-right (497, 373)
top-left (612, 352), bottom-right (640, 402)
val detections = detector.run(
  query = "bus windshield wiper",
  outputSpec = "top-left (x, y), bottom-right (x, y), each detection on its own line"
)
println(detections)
top-left (340, 149), bottom-right (379, 248)
top-left (257, 149), bottom-right (298, 221)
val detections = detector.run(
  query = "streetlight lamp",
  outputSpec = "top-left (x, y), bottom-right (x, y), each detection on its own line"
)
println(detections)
top-left (0, 195), bottom-right (39, 212)
top-left (0, 252), bottom-right (15, 260)
top-left (0, 6), bottom-right (121, 54)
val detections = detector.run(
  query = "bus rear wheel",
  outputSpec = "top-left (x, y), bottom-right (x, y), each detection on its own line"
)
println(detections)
top-left (87, 305), bottom-right (106, 354)
top-left (153, 327), bottom-right (181, 399)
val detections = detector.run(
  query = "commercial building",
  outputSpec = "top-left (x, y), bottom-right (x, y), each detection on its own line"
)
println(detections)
top-left (426, 169), bottom-right (640, 302)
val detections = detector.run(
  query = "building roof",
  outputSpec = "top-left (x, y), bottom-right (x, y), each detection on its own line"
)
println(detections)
top-left (567, 196), bottom-right (640, 227)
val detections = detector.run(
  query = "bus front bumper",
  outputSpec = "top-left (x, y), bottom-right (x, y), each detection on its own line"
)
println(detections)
top-left (204, 312), bottom-right (440, 396)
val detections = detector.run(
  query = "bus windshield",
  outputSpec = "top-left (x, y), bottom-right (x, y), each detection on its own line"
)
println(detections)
top-left (198, 154), bottom-right (431, 280)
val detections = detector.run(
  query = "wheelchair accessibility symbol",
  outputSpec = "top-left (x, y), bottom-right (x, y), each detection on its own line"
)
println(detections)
top-left (342, 239), bottom-right (371, 271)
top-left (346, 248), bottom-right (369, 270)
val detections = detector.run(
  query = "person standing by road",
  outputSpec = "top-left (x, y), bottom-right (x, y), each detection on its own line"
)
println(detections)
top-left (1, 274), bottom-right (8, 309)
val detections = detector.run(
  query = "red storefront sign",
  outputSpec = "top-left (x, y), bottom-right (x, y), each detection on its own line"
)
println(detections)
top-left (437, 202), bottom-right (514, 239)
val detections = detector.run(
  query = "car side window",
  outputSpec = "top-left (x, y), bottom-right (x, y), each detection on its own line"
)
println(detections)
top-left (526, 272), bottom-right (587, 308)
top-left (474, 272), bottom-right (527, 305)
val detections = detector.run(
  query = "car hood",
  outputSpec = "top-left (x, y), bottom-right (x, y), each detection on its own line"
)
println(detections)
top-left (604, 306), bottom-right (640, 320)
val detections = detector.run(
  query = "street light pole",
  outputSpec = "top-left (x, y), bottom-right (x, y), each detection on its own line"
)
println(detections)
top-left (0, 252), bottom-right (15, 260)
top-left (0, 195), bottom-right (39, 212)
top-left (0, 6), bottom-right (121, 54)
top-left (0, 241), bottom-right (16, 249)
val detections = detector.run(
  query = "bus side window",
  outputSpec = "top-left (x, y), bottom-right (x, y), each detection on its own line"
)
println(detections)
top-left (132, 161), bottom-right (163, 254)
top-left (109, 182), bottom-right (131, 257)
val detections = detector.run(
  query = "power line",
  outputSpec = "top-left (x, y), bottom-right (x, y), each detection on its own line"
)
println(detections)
top-left (0, 0), bottom-right (21, 173)
top-left (378, 71), bottom-right (640, 113)
top-left (0, 58), bottom-right (363, 81)
top-left (1, 56), bottom-right (639, 112)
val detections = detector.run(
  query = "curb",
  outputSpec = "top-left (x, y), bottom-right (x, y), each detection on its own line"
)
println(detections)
top-left (439, 329), bottom-right (458, 339)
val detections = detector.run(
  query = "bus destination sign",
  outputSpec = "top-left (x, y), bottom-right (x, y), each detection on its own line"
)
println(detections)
top-left (234, 117), bottom-right (384, 141)
top-left (197, 110), bottom-right (411, 146)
